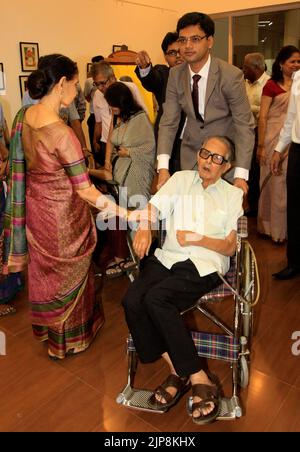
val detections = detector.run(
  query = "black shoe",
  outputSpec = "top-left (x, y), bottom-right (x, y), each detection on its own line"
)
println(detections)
top-left (272, 266), bottom-right (300, 280)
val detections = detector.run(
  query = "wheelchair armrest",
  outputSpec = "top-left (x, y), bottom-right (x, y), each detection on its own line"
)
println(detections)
top-left (237, 216), bottom-right (248, 239)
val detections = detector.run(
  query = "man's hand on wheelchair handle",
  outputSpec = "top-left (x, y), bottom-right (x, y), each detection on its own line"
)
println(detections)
top-left (233, 178), bottom-right (249, 195)
top-left (133, 228), bottom-right (152, 259)
top-left (157, 169), bottom-right (170, 190)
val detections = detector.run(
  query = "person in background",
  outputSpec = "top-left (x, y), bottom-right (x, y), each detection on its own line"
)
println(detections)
top-left (74, 83), bottom-right (86, 122)
top-left (243, 52), bottom-right (270, 216)
top-left (135, 32), bottom-right (185, 174)
top-left (3, 54), bottom-right (129, 358)
top-left (257, 46), bottom-right (300, 244)
top-left (271, 66), bottom-right (300, 280)
top-left (0, 102), bottom-right (24, 317)
top-left (84, 55), bottom-right (105, 154)
top-left (156, 12), bottom-right (254, 193)
top-left (91, 61), bottom-right (148, 167)
top-left (99, 82), bottom-right (155, 278)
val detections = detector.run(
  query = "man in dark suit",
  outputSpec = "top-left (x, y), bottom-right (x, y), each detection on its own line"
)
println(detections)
top-left (135, 32), bottom-right (185, 174)
top-left (157, 12), bottom-right (255, 192)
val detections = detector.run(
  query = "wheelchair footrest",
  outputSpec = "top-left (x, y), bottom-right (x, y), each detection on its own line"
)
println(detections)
top-left (116, 385), bottom-right (165, 414)
top-left (186, 395), bottom-right (243, 420)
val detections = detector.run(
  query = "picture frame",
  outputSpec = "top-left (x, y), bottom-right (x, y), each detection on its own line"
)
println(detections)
top-left (0, 63), bottom-right (5, 91)
top-left (19, 42), bottom-right (39, 72)
top-left (112, 45), bottom-right (123, 53)
top-left (19, 75), bottom-right (29, 99)
top-left (87, 63), bottom-right (92, 76)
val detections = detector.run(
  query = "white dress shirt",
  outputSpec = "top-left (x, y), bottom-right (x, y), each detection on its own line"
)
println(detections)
top-left (276, 69), bottom-right (300, 153)
top-left (150, 171), bottom-right (243, 277)
top-left (93, 81), bottom-right (149, 143)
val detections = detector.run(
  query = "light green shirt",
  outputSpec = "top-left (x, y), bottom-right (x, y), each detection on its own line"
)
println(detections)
top-left (150, 171), bottom-right (243, 277)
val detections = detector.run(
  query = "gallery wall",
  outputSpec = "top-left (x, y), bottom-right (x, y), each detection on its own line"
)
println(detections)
top-left (1, 0), bottom-right (299, 129)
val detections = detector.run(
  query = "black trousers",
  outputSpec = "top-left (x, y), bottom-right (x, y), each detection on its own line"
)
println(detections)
top-left (122, 256), bottom-right (221, 377)
top-left (287, 143), bottom-right (300, 269)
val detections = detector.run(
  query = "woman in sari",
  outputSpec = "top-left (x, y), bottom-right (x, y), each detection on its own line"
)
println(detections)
top-left (3, 54), bottom-right (128, 359)
top-left (0, 103), bottom-right (23, 317)
top-left (257, 46), bottom-right (300, 243)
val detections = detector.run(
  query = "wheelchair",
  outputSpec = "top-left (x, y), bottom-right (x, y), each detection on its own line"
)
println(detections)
top-left (116, 216), bottom-right (260, 420)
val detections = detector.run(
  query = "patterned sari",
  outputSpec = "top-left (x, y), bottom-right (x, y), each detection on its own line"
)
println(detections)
top-left (4, 108), bottom-right (104, 358)
top-left (258, 90), bottom-right (290, 242)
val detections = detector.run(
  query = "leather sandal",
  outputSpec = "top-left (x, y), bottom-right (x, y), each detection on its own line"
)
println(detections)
top-left (0, 304), bottom-right (17, 318)
top-left (191, 380), bottom-right (221, 425)
top-left (105, 262), bottom-right (125, 278)
top-left (148, 374), bottom-right (191, 412)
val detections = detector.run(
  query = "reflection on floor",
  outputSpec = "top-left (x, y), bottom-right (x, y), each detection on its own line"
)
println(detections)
top-left (0, 220), bottom-right (300, 432)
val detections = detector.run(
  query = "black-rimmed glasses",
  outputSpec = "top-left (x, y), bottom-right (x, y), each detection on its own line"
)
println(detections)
top-left (198, 148), bottom-right (228, 165)
top-left (177, 35), bottom-right (207, 45)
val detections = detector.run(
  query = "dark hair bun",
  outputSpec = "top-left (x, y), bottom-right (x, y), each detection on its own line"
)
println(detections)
top-left (27, 69), bottom-right (49, 100)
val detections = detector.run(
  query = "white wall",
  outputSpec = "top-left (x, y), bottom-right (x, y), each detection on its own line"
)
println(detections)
top-left (0, 0), bottom-right (177, 127)
top-left (1, 0), bottom-right (299, 128)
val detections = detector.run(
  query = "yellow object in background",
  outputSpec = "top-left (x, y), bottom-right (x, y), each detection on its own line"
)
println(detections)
top-left (112, 65), bottom-right (156, 124)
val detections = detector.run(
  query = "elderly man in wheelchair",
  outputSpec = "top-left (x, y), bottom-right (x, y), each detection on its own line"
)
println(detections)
top-left (121, 136), bottom-right (244, 425)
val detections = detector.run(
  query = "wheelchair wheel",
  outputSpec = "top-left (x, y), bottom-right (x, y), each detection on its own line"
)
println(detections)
top-left (238, 355), bottom-right (249, 389)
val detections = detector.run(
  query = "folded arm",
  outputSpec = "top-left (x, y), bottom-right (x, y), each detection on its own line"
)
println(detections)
top-left (176, 230), bottom-right (237, 257)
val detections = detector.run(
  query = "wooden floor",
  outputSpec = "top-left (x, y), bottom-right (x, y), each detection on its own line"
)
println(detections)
top-left (1, 219), bottom-right (300, 432)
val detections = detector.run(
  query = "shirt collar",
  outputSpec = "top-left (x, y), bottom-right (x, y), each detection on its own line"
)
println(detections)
top-left (247, 71), bottom-right (269, 86)
top-left (193, 171), bottom-right (224, 191)
top-left (189, 54), bottom-right (211, 81)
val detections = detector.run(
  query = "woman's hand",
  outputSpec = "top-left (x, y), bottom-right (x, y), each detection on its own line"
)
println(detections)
top-left (118, 147), bottom-right (129, 158)
top-left (270, 151), bottom-right (282, 176)
top-left (257, 145), bottom-right (267, 166)
top-left (104, 160), bottom-right (112, 173)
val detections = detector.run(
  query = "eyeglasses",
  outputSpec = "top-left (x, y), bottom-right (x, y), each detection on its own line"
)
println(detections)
top-left (177, 35), bottom-right (207, 45)
top-left (93, 79), bottom-right (109, 88)
top-left (199, 148), bottom-right (228, 165)
top-left (165, 49), bottom-right (181, 57)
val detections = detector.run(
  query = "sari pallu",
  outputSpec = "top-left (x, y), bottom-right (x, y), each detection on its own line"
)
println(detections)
top-left (0, 180), bottom-right (24, 304)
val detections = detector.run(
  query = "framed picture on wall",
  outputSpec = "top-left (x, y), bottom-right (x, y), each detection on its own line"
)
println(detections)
top-left (112, 45), bottom-right (123, 53)
top-left (19, 75), bottom-right (29, 99)
top-left (87, 63), bottom-right (92, 76)
top-left (0, 63), bottom-right (5, 91)
top-left (19, 42), bottom-right (39, 72)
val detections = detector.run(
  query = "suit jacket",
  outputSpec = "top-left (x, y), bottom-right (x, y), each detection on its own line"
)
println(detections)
top-left (157, 58), bottom-right (255, 171)
top-left (135, 64), bottom-right (170, 138)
